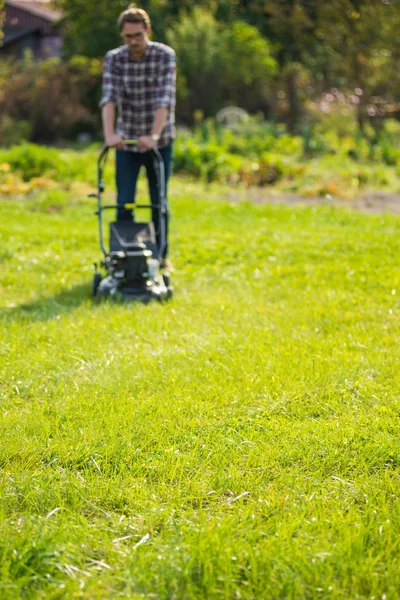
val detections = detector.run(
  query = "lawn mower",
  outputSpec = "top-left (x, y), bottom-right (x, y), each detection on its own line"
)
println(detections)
top-left (90, 141), bottom-right (173, 302)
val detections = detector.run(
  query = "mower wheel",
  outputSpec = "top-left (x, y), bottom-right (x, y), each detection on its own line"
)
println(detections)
top-left (92, 272), bottom-right (102, 296)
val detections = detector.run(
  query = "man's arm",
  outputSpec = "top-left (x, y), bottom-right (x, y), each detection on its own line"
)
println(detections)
top-left (100, 51), bottom-right (124, 148)
top-left (151, 106), bottom-right (169, 138)
top-left (137, 107), bottom-right (169, 151)
top-left (102, 102), bottom-right (124, 149)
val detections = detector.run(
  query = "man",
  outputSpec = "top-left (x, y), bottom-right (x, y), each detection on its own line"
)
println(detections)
top-left (100, 5), bottom-right (176, 270)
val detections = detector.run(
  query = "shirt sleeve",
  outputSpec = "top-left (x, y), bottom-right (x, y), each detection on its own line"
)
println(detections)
top-left (155, 50), bottom-right (176, 108)
top-left (99, 51), bottom-right (122, 108)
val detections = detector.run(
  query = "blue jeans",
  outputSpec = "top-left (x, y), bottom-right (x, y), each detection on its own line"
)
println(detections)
top-left (116, 143), bottom-right (173, 258)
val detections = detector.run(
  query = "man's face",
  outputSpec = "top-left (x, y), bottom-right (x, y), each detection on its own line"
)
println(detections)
top-left (121, 22), bottom-right (150, 55)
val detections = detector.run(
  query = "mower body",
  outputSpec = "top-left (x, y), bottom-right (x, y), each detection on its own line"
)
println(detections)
top-left (91, 143), bottom-right (172, 302)
top-left (94, 222), bottom-right (171, 302)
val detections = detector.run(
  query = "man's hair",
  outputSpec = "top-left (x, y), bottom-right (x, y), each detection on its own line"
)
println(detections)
top-left (118, 4), bottom-right (151, 31)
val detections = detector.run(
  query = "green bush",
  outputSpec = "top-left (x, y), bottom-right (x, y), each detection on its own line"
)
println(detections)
top-left (0, 116), bottom-right (32, 147)
top-left (0, 54), bottom-right (102, 145)
top-left (376, 131), bottom-right (400, 166)
top-left (0, 143), bottom-right (96, 183)
top-left (0, 144), bottom-right (65, 181)
top-left (167, 9), bottom-right (277, 122)
top-left (173, 139), bottom-right (290, 185)
top-left (174, 140), bottom-right (243, 182)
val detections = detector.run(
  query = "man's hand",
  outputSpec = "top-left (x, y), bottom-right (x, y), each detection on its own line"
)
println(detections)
top-left (138, 135), bottom-right (156, 151)
top-left (105, 133), bottom-right (125, 149)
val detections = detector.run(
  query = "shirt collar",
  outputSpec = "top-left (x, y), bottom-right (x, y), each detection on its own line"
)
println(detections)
top-left (125, 41), bottom-right (153, 62)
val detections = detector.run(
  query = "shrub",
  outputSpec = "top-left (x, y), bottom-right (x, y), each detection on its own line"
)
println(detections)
top-left (0, 143), bottom-right (96, 183)
top-left (0, 116), bottom-right (33, 147)
top-left (174, 140), bottom-right (243, 182)
top-left (0, 54), bottom-right (102, 145)
top-left (0, 144), bottom-right (65, 181)
top-left (167, 9), bottom-right (276, 122)
top-left (173, 139), bottom-right (289, 186)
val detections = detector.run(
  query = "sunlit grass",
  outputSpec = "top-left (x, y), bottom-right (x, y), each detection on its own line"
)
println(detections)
top-left (1, 175), bottom-right (400, 599)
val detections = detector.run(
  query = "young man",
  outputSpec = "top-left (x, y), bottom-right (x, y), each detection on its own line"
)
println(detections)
top-left (100, 5), bottom-right (176, 269)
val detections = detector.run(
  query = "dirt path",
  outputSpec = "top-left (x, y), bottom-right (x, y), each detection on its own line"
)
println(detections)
top-left (223, 190), bottom-right (400, 214)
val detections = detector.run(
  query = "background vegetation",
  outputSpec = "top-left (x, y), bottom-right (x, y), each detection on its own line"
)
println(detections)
top-left (1, 0), bottom-right (400, 146)
top-left (1, 118), bottom-right (400, 200)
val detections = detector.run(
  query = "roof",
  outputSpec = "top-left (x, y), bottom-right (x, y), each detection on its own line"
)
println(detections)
top-left (5, 0), bottom-right (62, 22)
top-left (3, 26), bottom-right (40, 45)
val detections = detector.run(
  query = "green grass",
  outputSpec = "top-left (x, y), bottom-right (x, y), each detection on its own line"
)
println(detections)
top-left (1, 172), bottom-right (400, 599)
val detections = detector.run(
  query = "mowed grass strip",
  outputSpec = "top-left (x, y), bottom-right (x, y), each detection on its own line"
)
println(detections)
top-left (1, 177), bottom-right (400, 599)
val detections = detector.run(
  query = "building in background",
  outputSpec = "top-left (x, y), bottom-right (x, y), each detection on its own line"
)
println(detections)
top-left (1, 0), bottom-right (62, 59)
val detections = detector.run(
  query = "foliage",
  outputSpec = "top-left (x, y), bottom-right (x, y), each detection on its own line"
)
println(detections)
top-left (38, 0), bottom-right (400, 136)
top-left (0, 144), bottom-right (76, 181)
top-left (253, 0), bottom-right (319, 131)
top-left (0, 8), bottom-right (278, 130)
top-left (167, 9), bottom-right (277, 122)
top-left (167, 9), bottom-right (221, 120)
top-left (316, 0), bottom-right (400, 134)
top-left (0, 116), bottom-right (32, 147)
top-left (55, 0), bottom-right (135, 58)
top-left (1, 133), bottom-right (400, 199)
top-left (0, 144), bottom-right (103, 189)
top-left (218, 21), bottom-right (277, 109)
top-left (0, 54), bottom-right (102, 145)
top-left (2, 0), bottom-right (399, 135)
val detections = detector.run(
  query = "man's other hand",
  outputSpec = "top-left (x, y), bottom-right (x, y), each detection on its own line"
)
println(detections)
top-left (138, 135), bottom-right (156, 151)
top-left (105, 134), bottom-right (125, 149)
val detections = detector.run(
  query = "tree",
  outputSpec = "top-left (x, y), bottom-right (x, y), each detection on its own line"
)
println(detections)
top-left (234, 0), bottom-right (400, 134)
top-left (167, 9), bottom-right (221, 120)
top-left (55, 0), bottom-right (215, 58)
top-left (0, 53), bottom-right (101, 143)
top-left (228, 0), bottom-right (320, 132)
top-left (167, 9), bottom-right (277, 122)
top-left (317, 0), bottom-right (400, 135)
top-left (218, 21), bottom-right (277, 111)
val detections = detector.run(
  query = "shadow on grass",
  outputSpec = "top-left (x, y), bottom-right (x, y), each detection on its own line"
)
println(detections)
top-left (1, 282), bottom-right (95, 324)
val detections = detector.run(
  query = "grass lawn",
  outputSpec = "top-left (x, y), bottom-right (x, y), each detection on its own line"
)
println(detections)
top-left (1, 172), bottom-right (400, 599)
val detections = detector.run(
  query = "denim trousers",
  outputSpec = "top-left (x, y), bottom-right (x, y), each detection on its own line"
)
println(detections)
top-left (116, 143), bottom-right (173, 258)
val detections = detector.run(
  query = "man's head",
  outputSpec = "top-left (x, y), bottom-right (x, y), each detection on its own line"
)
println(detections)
top-left (118, 5), bottom-right (151, 57)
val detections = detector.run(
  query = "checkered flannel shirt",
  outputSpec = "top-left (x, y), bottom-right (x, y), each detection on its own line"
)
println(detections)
top-left (100, 42), bottom-right (176, 152)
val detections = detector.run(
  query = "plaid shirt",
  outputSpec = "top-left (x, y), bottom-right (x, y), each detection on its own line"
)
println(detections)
top-left (100, 42), bottom-right (176, 152)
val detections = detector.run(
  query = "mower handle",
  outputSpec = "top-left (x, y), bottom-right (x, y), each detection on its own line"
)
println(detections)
top-left (98, 139), bottom-right (137, 162)
top-left (97, 138), bottom-right (163, 188)
top-left (98, 138), bottom-right (163, 165)
top-left (95, 139), bottom-right (167, 260)
top-left (104, 138), bottom-right (137, 150)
